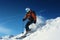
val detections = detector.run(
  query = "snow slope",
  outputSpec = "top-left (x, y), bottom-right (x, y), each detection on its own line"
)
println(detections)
top-left (22, 17), bottom-right (60, 40)
top-left (1, 16), bottom-right (60, 40)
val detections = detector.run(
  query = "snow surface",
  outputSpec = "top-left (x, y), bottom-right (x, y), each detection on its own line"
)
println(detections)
top-left (1, 16), bottom-right (60, 40)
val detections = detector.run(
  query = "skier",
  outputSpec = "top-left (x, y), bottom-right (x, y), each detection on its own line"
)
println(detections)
top-left (23, 8), bottom-right (36, 33)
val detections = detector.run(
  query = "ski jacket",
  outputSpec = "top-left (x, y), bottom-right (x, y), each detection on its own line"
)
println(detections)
top-left (23, 10), bottom-right (36, 23)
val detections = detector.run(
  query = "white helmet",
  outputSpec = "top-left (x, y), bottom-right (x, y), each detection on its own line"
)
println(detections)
top-left (25, 8), bottom-right (30, 12)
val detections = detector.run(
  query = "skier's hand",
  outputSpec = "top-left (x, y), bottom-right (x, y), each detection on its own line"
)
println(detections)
top-left (34, 20), bottom-right (36, 24)
top-left (23, 19), bottom-right (25, 21)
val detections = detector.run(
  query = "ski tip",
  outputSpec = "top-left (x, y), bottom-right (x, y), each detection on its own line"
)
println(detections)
top-left (16, 35), bottom-right (26, 39)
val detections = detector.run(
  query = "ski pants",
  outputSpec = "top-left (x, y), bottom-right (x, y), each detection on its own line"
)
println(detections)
top-left (25, 21), bottom-right (33, 31)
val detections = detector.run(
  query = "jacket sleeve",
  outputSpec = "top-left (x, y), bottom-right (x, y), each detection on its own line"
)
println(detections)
top-left (23, 12), bottom-right (30, 21)
top-left (32, 11), bottom-right (36, 23)
top-left (34, 16), bottom-right (36, 23)
top-left (23, 14), bottom-right (27, 21)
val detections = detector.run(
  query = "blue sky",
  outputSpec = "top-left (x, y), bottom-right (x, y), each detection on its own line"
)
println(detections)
top-left (0, 0), bottom-right (60, 36)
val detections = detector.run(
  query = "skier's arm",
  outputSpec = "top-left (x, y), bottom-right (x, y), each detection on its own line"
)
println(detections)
top-left (32, 11), bottom-right (36, 23)
top-left (23, 12), bottom-right (31, 21)
top-left (34, 16), bottom-right (36, 23)
top-left (23, 14), bottom-right (27, 21)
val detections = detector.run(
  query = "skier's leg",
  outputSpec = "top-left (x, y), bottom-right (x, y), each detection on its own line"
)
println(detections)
top-left (25, 21), bottom-right (32, 32)
top-left (25, 21), bottom-right (30, 31)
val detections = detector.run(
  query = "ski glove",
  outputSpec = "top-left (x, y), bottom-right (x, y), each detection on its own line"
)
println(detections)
top-left (34, 20), bottom-right (36, 24)
top-left (23, 18), bottom-right (26, 21)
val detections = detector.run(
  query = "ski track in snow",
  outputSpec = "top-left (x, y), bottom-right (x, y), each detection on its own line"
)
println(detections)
top-left (1, 16), bottom-right (60, 40)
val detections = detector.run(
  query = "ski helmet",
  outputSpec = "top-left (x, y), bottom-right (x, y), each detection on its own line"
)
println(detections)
top-left (25, 8), bottom-right (30, 12)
